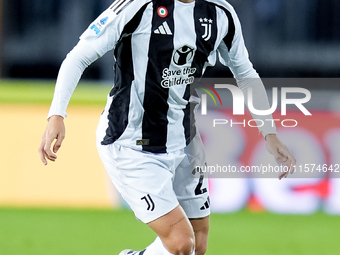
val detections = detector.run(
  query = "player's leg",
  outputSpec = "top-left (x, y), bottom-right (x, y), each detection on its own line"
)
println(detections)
top-left (189, 216), bottom-right (209, 255)
top-left (120, 206), bottom-right (195, 255)
top-left (173, 134), bottom-right (210, 255)
top-left (97, 141), bottom-right (195, 255)
top-left (147, 205), bottom-right (195, 255)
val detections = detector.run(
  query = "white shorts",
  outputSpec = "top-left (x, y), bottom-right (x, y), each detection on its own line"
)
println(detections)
top-left (96, 134), bottom-right (210, 223)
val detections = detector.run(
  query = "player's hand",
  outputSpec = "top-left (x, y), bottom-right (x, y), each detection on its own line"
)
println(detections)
top-left (265, 134), bottom-right (296, 180)
top-left (38, 115), bottom-right (65, 165)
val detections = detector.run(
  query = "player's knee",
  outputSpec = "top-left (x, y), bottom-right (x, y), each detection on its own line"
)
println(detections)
top-left (174, 236), bottom-right (195, 255)
top-left (160, 230), bottom-right (195, 255)
top-left (165, 233), bottom-right (195, 255)
top-left (194, 241), bottom-right (207, 255)
top-left (194, 230), bottom-right (208, 255)
top-left (191, 217), bottom-right (209, 255)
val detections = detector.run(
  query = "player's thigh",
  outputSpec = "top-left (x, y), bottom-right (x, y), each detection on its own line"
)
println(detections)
top-left (148, 205), bottom-right (195, 255)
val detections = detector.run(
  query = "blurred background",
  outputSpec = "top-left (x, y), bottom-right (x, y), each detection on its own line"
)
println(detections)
top-left (2, 0), bottom-right (340, 81)
top-left (0, 1), bottom-right (340, 254)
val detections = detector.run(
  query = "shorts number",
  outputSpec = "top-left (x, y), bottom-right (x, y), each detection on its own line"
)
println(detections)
top-left (193, 168), bottom-right (207, 196)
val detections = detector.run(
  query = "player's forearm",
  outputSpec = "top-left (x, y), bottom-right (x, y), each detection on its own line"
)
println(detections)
top-left (236, 73), bottom-right (277, 138)
top-left (47, 40), bottom-right (99, 119)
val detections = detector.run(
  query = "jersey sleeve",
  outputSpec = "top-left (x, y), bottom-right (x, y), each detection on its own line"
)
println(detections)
top-left (79, 0), bottom-right (150, 57)
top-left (47, 40), bottom-right (99, 119)
top-left (48, 0), bottom-right (150, 119)
top-left (217, 6), bottom-right (277, 137)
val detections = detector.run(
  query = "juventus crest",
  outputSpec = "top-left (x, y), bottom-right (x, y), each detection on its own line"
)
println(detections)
top-left (199, 18), bottom-right (213, 41)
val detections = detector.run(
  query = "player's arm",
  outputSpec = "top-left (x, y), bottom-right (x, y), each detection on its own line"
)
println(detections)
top-left (39, 0), bottom-right (151, 165)
top-left (38, 41), bottom-right (100, 165)
top-left (217, 7), bottom-right (296, 179)
top-left (232, 75), bottom-right (296, 179)
top-left (38, 3), bottom-right (125, 165)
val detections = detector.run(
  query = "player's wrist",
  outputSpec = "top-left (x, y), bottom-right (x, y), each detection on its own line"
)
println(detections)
top-left (265, 133), bottom-right (277, 141)
top-left (47, 115), bottom-right (64, 121)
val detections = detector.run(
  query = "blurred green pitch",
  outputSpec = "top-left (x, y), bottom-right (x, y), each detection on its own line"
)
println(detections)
top-left (1, 80), bottom-right (339, 255)
top-left (1, 208), bottom-right (339, 255)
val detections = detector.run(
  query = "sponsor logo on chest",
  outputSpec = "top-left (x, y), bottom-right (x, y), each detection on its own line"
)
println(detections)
top-left (161, 45), bottom-right (197, 89)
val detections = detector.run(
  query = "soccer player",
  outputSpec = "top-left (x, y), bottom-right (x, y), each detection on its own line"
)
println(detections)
top-left (38, 0), bottom-right (296, 254)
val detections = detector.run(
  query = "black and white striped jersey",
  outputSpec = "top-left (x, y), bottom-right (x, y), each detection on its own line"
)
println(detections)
top-left (49, 0), bottom-right (274, 153)
top-left (80, 0), bottom-right (256, 153)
